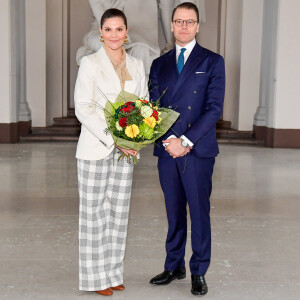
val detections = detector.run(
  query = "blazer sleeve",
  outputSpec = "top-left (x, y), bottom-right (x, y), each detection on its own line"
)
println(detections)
top-left (74, 56), bottom-right (114, 149)
top-left (148, 59), bottom-right (161, 102)
top-left (184, 56), bottom-right (226, 145)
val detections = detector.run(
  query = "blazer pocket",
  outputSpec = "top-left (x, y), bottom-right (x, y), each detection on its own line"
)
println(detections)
top-left (194, 73), bottom-right (210, 88)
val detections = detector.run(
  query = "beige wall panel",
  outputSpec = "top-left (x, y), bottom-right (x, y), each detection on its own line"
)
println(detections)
top-left (197, 0), bottom-right (219, 53)
top-left (69, 0), bottom-right (94, 108)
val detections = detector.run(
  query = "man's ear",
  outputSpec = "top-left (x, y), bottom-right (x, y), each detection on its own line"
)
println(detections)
top-left (171, 22), bottom-right (173, 32)
top-left (196, 23), bottom-right (199, 33)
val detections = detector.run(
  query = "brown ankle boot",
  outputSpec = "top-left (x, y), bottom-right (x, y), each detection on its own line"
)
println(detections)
top-left (111, 284), bottom-right (125, 291)
top-left (95, 288), bottom-right (113, 296)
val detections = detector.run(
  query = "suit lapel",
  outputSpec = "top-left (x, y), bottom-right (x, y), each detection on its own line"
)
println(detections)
top-left (171, 43), bottom-right (208, 98)
top-left (158, 48), bottom-right (178, 90)
top-left (166, 48), bottom-right (179, 83)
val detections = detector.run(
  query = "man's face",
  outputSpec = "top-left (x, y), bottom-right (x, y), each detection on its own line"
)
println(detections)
top-left (171, 8), bottom-right (199, 47)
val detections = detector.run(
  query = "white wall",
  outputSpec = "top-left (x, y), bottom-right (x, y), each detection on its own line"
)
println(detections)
top-left (26, 0), bottom-right (47, 127)
top-left (0, 0), bottom-right (11, 123)
top-left (273, 0), bottom-right (300, 129)
top-left (238, 0), bottom-right (263, 131)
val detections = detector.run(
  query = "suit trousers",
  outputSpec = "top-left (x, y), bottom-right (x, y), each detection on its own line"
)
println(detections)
top-left (77, 152), bottom-right (133, 291)
top-left (158, 154), bottom-right (215, 276)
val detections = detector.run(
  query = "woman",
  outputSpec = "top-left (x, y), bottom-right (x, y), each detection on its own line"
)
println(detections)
top-left (74, 8), bottom-right (147, 296)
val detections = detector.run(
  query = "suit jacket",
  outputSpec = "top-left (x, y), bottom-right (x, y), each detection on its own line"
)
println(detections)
top-left (149, 43), bottom-right (225, 158)
top-left (74, 46), bottom-right (148, 160)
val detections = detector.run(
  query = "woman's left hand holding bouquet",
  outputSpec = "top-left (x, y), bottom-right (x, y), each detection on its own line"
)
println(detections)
top-left (115, 143), bottom-right (137, 157)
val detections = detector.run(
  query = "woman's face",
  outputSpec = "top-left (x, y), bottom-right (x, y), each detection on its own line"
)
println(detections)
top-left (100, 17), bottom-right (128, 51)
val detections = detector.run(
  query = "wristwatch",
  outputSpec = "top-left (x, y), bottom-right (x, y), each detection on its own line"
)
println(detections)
top-left (181, 138), bottom-right (188, 147)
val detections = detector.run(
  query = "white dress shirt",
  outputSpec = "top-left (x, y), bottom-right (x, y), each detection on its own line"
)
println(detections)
top-left (175, 39), bottom-right (196, 64)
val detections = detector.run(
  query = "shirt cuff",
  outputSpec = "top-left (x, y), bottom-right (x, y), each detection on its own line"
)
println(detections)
top-left (180, 135), bottom-right (194, 147)
top-left (163, 135), bottom-right (177, 147)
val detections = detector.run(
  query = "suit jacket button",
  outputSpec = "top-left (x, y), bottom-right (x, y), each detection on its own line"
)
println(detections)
top-left (168, 105), bottom-right (172, 108)
top-left (188, 123), bottom-right (191, 127)
top-left (188, 106), bottom-right (192, 110)
top-left (194, 90), bottom-right (198, 94)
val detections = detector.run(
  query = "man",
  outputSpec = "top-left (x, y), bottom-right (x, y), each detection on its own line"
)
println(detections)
top-left (148, 2), bottom-right (225, 296)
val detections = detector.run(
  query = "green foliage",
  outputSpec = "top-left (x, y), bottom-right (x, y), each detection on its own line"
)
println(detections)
top-left (139, 123), bottom-right (154, 140)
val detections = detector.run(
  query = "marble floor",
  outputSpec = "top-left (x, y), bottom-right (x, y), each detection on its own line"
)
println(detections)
top-left (0, 142), bottom-right (300, 300)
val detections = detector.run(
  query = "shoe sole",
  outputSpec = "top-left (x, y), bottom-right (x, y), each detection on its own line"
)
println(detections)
top-left (191, 289), bottom-right (208, 296)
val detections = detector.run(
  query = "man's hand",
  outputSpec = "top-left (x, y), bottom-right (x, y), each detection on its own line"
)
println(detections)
top-left (163, 138), bottom-right (192, 158)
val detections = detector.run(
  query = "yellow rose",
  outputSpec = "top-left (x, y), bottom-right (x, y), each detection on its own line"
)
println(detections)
top-left (125, 124), bottom-right (140, 138)
top-left (143, 116), bottom-right (156, 128)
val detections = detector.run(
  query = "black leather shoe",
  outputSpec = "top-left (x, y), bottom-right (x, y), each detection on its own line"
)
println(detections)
top-left (149, 267), bottom-right (186, 285)
top-left (191, 274), bottom-right (208, 296)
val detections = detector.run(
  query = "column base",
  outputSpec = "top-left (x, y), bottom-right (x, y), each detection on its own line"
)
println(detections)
top-left (19, 120), bottom-right (32, 137)
top-left (0, 120), bottom-right (32, 143)
top-left (253, 125), bottom-right (300, 148)
top-left (0, 123), bottom-right (19, 143)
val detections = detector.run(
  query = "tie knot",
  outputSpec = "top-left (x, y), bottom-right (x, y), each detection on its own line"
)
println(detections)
top-left (180, 48), bottom-right (187, 54)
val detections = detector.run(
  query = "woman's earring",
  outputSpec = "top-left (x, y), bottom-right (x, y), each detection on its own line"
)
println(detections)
top-left (124, 36), bottom-right (128, 43)
top-left (100, 35), bottom-right (104, 42)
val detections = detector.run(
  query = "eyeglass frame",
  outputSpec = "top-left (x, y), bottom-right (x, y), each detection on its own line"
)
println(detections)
top-left (172, 19), bottom-right (198, 27)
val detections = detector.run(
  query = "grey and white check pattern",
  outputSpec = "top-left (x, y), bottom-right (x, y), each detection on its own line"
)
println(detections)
top-left (77, 152), bottom-right (134, 291)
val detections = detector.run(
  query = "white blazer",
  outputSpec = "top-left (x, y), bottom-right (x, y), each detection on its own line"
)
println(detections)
top-left (74, 46), bottom-right (148, 160)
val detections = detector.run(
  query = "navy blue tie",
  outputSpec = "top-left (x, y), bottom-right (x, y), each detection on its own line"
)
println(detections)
top-left (177, 48), bottom-right (187, 74)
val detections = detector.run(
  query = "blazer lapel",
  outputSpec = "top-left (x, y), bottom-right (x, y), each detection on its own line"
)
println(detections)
top-left (96, 47), bottom-right (121, 92)
top-left (171, 43), bottom-right (208, 98)
top-left (124, 53), bottom-right (137, 91)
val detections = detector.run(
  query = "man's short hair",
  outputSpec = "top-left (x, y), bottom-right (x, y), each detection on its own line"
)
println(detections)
top-left (171, 2), bottom-right (199, 23)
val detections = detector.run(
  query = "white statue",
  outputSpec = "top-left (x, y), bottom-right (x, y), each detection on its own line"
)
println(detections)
top-left (159, 0), bottom-right (206, 53)
top-left (76, 0), bottom-right (161, 75)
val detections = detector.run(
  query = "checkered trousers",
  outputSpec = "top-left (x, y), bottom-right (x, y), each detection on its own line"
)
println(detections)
top-left (77, 152), bottom-right (134, 291)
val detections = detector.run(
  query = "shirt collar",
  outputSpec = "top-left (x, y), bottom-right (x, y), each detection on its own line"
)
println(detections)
top-left (175, 39), bottom-right (196, 54)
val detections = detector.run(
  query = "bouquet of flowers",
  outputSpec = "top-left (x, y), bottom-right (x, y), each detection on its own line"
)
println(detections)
top-left (102, 90), bottom-right (179, 163)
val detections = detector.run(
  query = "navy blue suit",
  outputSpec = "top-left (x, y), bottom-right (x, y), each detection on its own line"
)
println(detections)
top-left (149, 43), bottom-right (225, 275)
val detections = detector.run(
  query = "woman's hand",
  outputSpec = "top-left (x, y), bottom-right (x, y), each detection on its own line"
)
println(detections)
top-left (115, 144), bottom-right (137, 157)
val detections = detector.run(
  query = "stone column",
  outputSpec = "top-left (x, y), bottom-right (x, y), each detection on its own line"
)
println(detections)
top-left (26, 0), bottom-right (47, 127)
top-left (253, 0), bottom-right (279, 140)
top-left (238, 0), bottom-right (263, 131)
top-left (0, 0), bottom-right (12, 142)
top-left (19, 0), bottom-right (32, 135)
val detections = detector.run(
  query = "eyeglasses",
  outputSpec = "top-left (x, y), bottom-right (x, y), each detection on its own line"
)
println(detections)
top-left (173, 19), bottom-right (197, 27)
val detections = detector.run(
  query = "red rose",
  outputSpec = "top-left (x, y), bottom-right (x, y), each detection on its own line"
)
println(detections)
top-left (119, 117), bottom-right (127, 127)
top-left (121, 102), bottom-right (135, 113)
top-left (152, 110), bottom-right (158, 120)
